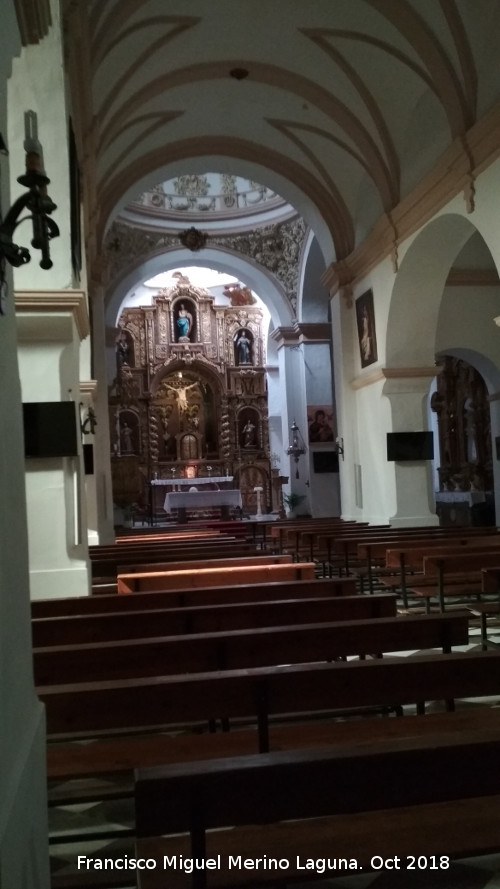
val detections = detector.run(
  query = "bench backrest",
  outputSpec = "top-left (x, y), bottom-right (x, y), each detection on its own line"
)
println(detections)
top-left (385, 537), bottom-right (500, 568)
top-left (120, 554), bottom-right (292, 574)
top-left (117, 562), bottom-right (317, 593)
top-left (31, 592), bottom-right (396, 645)
top-left (423, 549), bottom-right (500, 574)
top-left (33, 612), bottom-right (466, 685)
top-left (31, 577), bottom-right (356, 619)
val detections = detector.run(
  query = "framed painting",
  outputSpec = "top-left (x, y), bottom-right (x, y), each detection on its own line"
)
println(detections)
top-left (307, 405), bottom-right (334, 443)
top-left (355, 289), bottom-right (378, 368)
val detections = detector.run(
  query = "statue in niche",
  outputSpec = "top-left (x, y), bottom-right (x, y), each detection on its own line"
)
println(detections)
top-left (235, 329), bottom-right (252, 365)
top-left (175, 303), bottom-right (193, 341)
top-left (116, 331), bottom-right (130, 366)
top-left (242, 418), bottom-right (256, 448)
top-left (120, 422), bottom-right (134, 454)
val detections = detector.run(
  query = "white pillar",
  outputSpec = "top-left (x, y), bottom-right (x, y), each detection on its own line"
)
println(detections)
top-left (16, 290), bottom-right (92, 597)
top-left (382, 371), bottom-right (439, 527)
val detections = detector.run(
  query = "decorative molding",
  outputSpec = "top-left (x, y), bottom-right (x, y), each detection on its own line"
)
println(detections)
top-left (350, 366), bottom-right (439, 390)
top-left (80, 380), bottom-right (98, 397)
top-left (295, 323), bottom-right (332, 343)
top-left (14, 0), bottom-right (51, 45)
top-left (15, 290), bottom-right (90, 340)
top-left (446, 269), bottom-right (500, 286)
top-left (270, 326), bottom-right (300, 348)
top-left (104, 216), bottom-right (306, 314)
top-left (382, 367), bottom-right (441, 379)
top-left (350, 368), bottom-right (385, 390)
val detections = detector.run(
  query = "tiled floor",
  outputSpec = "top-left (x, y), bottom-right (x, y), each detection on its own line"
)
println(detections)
top-left (47, 613), bottom-right (500, 889)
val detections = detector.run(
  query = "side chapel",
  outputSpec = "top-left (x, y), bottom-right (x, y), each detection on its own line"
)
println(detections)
top-left (109, 275), bottom-right (276, 516)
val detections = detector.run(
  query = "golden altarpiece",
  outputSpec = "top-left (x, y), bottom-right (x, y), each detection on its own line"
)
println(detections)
top-left (109, 276), bottom-right (275, 518)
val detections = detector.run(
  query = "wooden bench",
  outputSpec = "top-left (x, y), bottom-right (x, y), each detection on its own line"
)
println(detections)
top-left (44, 640), bottom-right (487, 784)
top-left (31, 590), bottom-right (394, 646)
top-left (416, 551), bottom-right (500, 633)
top-left (134, 691), bottom-right (500, 889)
top-left (34, 611), bottom-right (465, 686)
top-left (382, 536), bottom-right (500, 607)
top-left (117, 562), bottom-right (317, 593)
top-left (41, 636), bottom-right (483, 743)
top-left (31, 577), bottom-right (357, 620)
top-left (352, 528), bottom-right (500, 594)
top-left (91, 542), bottom-right (260, 578)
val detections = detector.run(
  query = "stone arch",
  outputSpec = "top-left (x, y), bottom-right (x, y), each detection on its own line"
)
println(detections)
top-left (101, 150), bottom-right (337, 264)
top-left (106, 246), bottom-right (294, 334)
top-left (385, 213), bottom-right (487, 368)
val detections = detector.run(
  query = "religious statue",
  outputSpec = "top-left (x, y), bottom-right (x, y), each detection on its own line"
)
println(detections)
top-left (164, 380), bottom-right (198, 413)
top-left (176, 303), bottom-right (193, 340)
top-left (236, 330), bottom-right (252, 364)
top-left (116, 331), bottom-right (129, 366)
top-left (242, 418), bottom-right (256, 448)
top-left (120, 422), bottom-right (134, 454)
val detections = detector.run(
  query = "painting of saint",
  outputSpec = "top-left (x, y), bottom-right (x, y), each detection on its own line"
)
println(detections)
top-left (307, 406), bottom-right (334, 443)
top-left (355, 289), bottom-right (378, 368)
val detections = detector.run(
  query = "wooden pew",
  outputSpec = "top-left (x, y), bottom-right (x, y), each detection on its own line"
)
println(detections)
top-left (32, 590), bottom-right (394, 646)
top-left (381, 536), bottom-right (500, 606)
top-left (350, 528), bottom-right (500, 594)
top-left (117, 561), bottom-right (317, 593)
top-left (40, 639), bottom-right (486, 742)
top-left (134, 700), bottom-right (500, 889)
top-left (91, 541), bottom-right (259, 578)
top-left (418, 549), bottom-right (500, 615)
top-left (34, 611), bottom-right (464, 686)
top-left (43, 641), bottom-right (489, 784)
top-left (31, 577), bottom-right (357, 620)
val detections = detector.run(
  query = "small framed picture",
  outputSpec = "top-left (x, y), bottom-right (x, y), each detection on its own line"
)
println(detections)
top-left (356, 289), bottom-right (378, 368)
top-left (307, 405), bottom-right (334, 444)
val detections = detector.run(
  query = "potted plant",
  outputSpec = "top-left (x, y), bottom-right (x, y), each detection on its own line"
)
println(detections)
top-left (282, 491), bottom-right (305, 518)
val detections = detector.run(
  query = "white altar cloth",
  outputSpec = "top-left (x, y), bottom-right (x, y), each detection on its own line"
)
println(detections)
top-left (164, 490), bottom-right (242, 512)
top-left (152, 476), bottom-right (233, 487)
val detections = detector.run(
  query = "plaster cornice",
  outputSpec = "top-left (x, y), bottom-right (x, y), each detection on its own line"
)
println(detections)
top-left (271, 323), bottom-right (332, 348)
top-left (350, 366), bottom-right (439, 390)
top-left (15, 290), bottom-right (90, 340)
top-left (295, 323), bottom-right (332, 343)
top-left (80, 380), bottom-right (98, 397)
top-left (270, 326), bottom-right (300, 348)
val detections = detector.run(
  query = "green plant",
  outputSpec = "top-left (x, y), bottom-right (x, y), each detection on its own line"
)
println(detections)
top-left (282, 492), bottom-right (305, 510)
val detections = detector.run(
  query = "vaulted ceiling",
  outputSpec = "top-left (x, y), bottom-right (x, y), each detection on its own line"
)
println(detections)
top-left (63, 0), bottom-right (500, 265)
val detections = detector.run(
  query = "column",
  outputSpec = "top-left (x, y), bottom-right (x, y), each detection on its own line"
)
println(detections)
top-left (16, 290), bottom-right (92, 597)
top-left (382, 369), bottom-right (439, 527)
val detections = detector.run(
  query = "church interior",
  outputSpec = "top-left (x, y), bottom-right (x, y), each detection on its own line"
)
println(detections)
top-left (3, 2), bottom-right (500, 887)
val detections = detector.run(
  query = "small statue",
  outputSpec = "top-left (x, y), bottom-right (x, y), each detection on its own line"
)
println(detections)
top-left (242, 419), bottom-right (256, 448)
top-left (176, 303), bottom-right (193, 340)
top-left (236, 330), bottom-right (252, 364)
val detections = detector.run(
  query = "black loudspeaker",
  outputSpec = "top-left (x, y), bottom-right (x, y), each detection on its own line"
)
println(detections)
top-left (313, 451), bottom-right (339, 473)
top-left (23, 402), bottom-right (79, 458)
top-left (386, 431), bottom-right (434, 461)
top-left (83, 443), bottom-right (94, 474)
